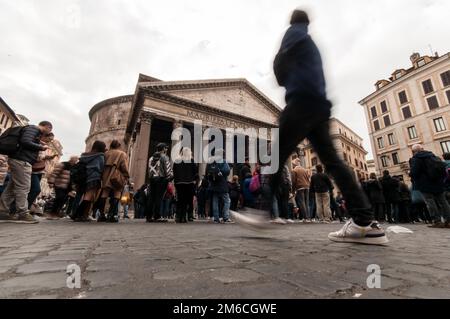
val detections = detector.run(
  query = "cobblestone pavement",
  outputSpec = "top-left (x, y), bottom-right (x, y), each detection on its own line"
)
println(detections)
top-left (0, 218), bottom-right (449, 299)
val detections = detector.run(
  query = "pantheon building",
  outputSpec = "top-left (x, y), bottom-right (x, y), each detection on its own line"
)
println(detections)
top-left (86, 74), bottom-right (281, 188)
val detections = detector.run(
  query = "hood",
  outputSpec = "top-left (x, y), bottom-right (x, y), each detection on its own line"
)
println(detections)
top-left (80, 152), bottom-right (104, 164)
top-left (413, 151), bottom-right (434, 159)
top-left (279, 23), bottom-right (309, 53)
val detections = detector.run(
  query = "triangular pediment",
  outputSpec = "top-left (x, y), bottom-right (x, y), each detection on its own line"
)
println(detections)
top-left (139, 79), bottom-right (281, 125)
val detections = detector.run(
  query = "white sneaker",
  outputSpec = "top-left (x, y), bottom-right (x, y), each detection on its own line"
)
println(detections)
top-left (271, 218), bottom-right (287, 225)
top-left (286, 219), bottom-right (295, 224)
top-left (328, 219), bottom-right (389, 246)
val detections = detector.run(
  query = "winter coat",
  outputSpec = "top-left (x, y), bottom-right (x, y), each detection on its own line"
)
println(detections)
top-left (101, 149), bottom-right (130, 190)
top-left (243, 177), bottom-right (254, 203)
top-left (274, 23), bottom-right (327, 102)
top-left (310, 173), bottom-right (333, 193)
top-left (380, 175), bottom-right (401, 203)
top-left (444, 160), bottom-right (450, 192)
top-left (148, 151), bottom-right (173, 181)
top-left (79, 152), bottom-right (105, 185)
top-left (9, 125), bottom-right (45, 164)
top-left (173, 160), bottom-right (198, 185)
top-left (228, 181), bottom-right (241, 200)
top-left (206, 158), bottom-right (231, 194)
top-left (399, 182), bottom-right (411, 202)
top-left (365, 179), bottom-right (385, 204)
top-left (292, 166), bottom-right (311, 190)
top-left (409, 151), bottom-right (445, 194)
top-left (239, 164), bottom-right (252, 182)
top-left (48, 161), bottom-right (73, 190)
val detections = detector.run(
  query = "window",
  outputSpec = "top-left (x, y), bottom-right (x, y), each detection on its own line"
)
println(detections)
top-left (433, 117), bottom-right (446, 132)
top-left (402, 106), bottom-right (412, 119)
top-left (441, 141), bottom-right (450, 153)
top-left (370, 106), bottom-right (377, 119)
top-left (422, 79), bottom-right (434, 94)
top-left (343, 153), bottom-right (348, 162)
top-left (380, 101), bottom-right (388, 113)
top-left (427, 96), bottom-right (439, 110)
top-left (392, 152), bottom-right (400, 165)
top-left (446, 90), bottom-right (450, 104)
top-left (0, 114), bottom-right (4, 125)
top-left (408, 126), bottom-right (418, 139)
top-left (381, 156), bottom-right (389, 168)
top-left (377, 137), bottom-right (384, 149)
top-left (398, 91), bottom-right (408, 104)
top-left (355, 159), bottom-right (358, 166)
top-left (117, 120), bottom-right (121, 125)
top-left (388, 133), bottom-right (396, 145)
top-left (373, 120), bottom-right (380, 131)
top-left (383, 115), bottom-right (391, 127)
top-left (441, 70), bottom-right (450, 87)
top-left (311, 157), bottom-right (318, 166)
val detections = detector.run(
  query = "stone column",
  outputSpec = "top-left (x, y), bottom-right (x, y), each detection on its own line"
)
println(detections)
top-left (131, 112), bottom-right (153, 188)
top-left (198, 126), bottom-right (209, 178)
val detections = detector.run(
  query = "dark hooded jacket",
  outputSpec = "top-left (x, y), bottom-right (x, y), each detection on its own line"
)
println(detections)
top-left (274, 23), bottom-right (327, 103)
top-left (10, 125), bottom-right (45, 164)
top-left (79, 152), bottom-right (105, 185)
top-left (380, 175), bottom-right (400, 203)
top-left (365, 178), bottom-right (385, 204)
top-left (409, 151), bottom-right (445, 193)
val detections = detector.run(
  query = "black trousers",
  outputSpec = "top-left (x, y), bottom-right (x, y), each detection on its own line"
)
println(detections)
top-left (148, 178), bottom-right (167, 221)
top-left (175, 184), bottom-right (195, 222)
top-left (271, 94), bottom-right (373, 225)
top-left (52, 187), bottom-right (69, 215)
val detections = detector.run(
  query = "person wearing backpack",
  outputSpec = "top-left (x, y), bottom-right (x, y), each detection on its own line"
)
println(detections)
top-left (147, 143), bottom-right (173, 223)
top-left (47, 156), bottom-right (79, 219)
top-left (94, 140), bottom-right (130, 223)
top-left (409, 144), bottom-right (450, 228)
top-left (73, 141), bottom-right (106, 222)
top-left (206, 148), bottom-right (232, 224)
top-left (0, 121), bottom-right (53, 224)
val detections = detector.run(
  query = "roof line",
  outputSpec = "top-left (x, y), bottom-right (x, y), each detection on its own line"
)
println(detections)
top-left (0, 96), bottom-right (20, 122)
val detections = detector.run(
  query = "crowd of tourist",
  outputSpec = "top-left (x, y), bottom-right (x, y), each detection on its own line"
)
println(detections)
top-left (0, 121), bottom-right (449, 228)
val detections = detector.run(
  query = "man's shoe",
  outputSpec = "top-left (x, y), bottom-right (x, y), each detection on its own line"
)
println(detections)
top-left (286, 219), bottom-right (295, 224)
top-left (230, 211), bottom-right (276, 231)
top-left (15, 212), bottom-right (39, 224)
top-left (0, 212), bottom-right (18, 223)
top-left (97, 214), bottom-right (107, 222)
top-left (428, 222), bottom-right (446, 228)
top-left (328, 219), bottom-right (389, 246)
top-left (223, 219), bottom-right (235, 224)
top-left (271, 217), bottom-right (287, 225)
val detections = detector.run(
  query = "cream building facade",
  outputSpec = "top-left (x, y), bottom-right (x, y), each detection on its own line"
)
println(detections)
top-left (300, 118), bottom-right (369, 181)
top-left (86, 74), bottom-right (281, 188)
top-left (359, 52), bottom-right (450, 181)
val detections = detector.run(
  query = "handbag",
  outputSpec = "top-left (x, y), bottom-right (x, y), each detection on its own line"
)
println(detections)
top-left (110, 165), bottom-right (126, 189)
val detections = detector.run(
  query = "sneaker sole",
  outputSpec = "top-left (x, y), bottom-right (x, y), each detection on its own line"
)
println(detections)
top-left (328, 234), bottom-right (389, 246)
top-left (8, 220), bottom-right (39, 224)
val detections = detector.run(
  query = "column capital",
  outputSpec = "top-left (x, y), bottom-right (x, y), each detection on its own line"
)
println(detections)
top-left (140, 112), bottom-right (154, 125)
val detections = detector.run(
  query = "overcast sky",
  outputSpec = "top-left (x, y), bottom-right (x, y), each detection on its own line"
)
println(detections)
top-left (1, 0), bottom-right (449, 160)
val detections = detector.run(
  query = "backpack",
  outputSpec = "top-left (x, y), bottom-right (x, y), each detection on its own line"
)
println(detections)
top-left (207, 163), bottom-right (223, 184)
top-left (70, 161), bottom-right (87, 187)
top-left (0, 126), bottom-right (25, 156)
top-left (423, 156), bottom-right (447, 182)
top-left (249, 174), bottom-right (261, 193)
top-left (148, 153), bottom-right (162, 179)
